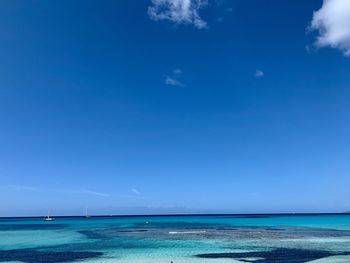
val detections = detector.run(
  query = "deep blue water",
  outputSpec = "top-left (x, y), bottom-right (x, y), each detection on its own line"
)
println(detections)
top-left (1, 214), bottom-right (350, 262)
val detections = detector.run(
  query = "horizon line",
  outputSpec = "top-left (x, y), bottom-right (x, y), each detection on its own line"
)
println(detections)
top-left (1, 212), bottom-right (350, 219)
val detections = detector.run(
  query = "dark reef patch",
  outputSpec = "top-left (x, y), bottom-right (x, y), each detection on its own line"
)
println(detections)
top-left (117, 229), bottom-right (148, 233)
top-left (0, 224), bottom-right (66, 231)
top-left (79, 225), bottom-right (350, 242)
top-left (0, 249), bottom-right (102, 263)
top-left (196, 248), bottom-right (350, 263)
top-left (132, 221), bottom-right (229, 229)
top-left (215, 226), bottom-right (286, 231)
top-left (79, 229), bottom-right (149, 240)
top-left (78, 230), bottom-right (108, 239)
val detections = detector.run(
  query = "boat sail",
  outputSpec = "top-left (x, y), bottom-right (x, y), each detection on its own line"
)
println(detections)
top-left (44, 209), bottom-right (55, 221)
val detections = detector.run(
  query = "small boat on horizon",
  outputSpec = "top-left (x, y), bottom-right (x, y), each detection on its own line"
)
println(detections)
top-left (44, 209), bottom-right (55, 221)
top-left (85, 206), bottom-right (91, 218)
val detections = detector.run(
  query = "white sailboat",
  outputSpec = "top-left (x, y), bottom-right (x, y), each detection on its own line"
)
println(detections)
top-left (44, 209), bottom-right (55, 221)
top-left (85, 206), bottom-right (91, 218)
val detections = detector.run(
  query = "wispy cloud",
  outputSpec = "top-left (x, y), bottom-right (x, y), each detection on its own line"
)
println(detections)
top-left (254, 70), bottom-right (264, 78)
top-left (132, 188), bottom-right (141, 195)
top-left (53, 188), bottom-right (110, 197)
top-left (216, 4), bottom-right (233, 23)
top-left (1, 185), bottom-right (37, 191)
top-left (309, 0), bottom-right (350, 56)
top-left (172, 68), bottom-right (183, 75)
top-left (148, 0), bottom-right (208, 29)
top-left (165, 76), bottom-right (185, 87)
top-left (1, 185), bottom-right (110, 198)
top-left (165, 68), bottom-right (185, 86)
top-left (0, 183), bottom-right (151, 201)
top-left (77, 189), bottom-right (110, 197)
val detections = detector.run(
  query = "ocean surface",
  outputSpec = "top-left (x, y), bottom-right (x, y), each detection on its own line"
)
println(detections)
top-left (1, 214), bottom-right (350, 263)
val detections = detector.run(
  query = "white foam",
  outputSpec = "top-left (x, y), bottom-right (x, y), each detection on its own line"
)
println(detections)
top-left (168, 230), bottom-right (207, 234)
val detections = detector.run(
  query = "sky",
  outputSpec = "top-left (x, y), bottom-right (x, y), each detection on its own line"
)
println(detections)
top-left (1, 0), bottom-right (350, 216)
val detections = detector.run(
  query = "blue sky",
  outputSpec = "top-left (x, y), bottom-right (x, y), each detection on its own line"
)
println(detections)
top-left (1, 0), bottom-right (350, 216)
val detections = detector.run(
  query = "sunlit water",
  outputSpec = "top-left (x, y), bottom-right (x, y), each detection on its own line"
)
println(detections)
top-left (1, 214), bottom-right (350, 262)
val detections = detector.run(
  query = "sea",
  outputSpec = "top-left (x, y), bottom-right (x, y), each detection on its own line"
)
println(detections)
top-left (1, 214), bottom-right (350, 263)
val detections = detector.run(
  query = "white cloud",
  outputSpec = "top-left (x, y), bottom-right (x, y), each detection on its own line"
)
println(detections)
top-left (166, 75), bottom-right (185, 87)
top-left (172, 68), bottom-right (183, 75)
top-left (310, 0), bottom-right (350, 56)
top-left (148, 0), bottom-right (208, 29)
top-left (132, 188), bottom-right (141, 195)
top-left (165, 68), bottom-right (185, 86)
top-left (165, 76), bottom-right (185, 86)
top-left (254, 70), bottom-right (264, 78)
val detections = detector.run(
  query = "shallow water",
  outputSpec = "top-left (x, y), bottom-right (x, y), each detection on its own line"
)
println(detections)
top-left (1, 215), bottom-right (350, 262)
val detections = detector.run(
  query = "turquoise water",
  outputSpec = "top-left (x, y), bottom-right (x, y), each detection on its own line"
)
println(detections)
top-left (1, 214), bottom-right (350, 262)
